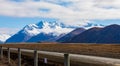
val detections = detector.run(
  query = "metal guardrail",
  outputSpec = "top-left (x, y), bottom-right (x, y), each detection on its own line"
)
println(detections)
top-left (0, 45), bottom-right (120, 66)
top-left (0, 46), bottom-right (70, 66)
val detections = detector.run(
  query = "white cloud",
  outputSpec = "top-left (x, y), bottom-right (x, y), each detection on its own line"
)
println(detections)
top-left (0, 34), bottom-right (10, 42)
top-left (0, 28), bottom-right (19, 35)
top-left (0, 0), bottom-right (120, 25)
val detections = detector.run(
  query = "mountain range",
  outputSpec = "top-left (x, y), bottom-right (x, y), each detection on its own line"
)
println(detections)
top-left (3, 21), bottom-right (120, 44)
top-left (61, 24), bottom-right (120, 44)
top-left (5, 21), bottom-right (74, 43)
top-left (5, 21), bottom-right (104, 43)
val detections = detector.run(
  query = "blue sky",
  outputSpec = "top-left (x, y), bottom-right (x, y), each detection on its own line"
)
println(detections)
top-left (0, 0), bottom-right (120, 34)
top-left (0, 16), bottom-right (120, 28)
top-left (0, 16), bottom-right (57, 28)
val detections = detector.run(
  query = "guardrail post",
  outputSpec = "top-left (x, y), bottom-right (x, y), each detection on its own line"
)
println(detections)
top-left (34, 49), bottom-right (38, 66)
top-left (44, 58), bottom-right (48, 64)
top-left (8, 48), bottom-right (10, 63)
top-left (64, 53), bottom-right (70, 66)
top-left (18, 48), bottom-right (21, 66)
top-left (0, 46), bottom-right (3, 59)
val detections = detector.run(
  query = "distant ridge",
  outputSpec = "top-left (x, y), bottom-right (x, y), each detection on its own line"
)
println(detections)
top-left (57, 28), bottom-right (86, 42)
top-left (63, 24), bottom-right (120, 44)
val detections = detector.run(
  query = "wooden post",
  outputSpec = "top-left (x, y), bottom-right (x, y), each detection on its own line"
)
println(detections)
top-left (8, 48), bottom-right (10, 63)
top-left (64, 53), bottom-right (70, 66)
top-left (0, 46), bottom-right (3, 59)
top-left (34, 49), bottom-right (38, 66)
top-left (18, 48), bottom-right (21, 66)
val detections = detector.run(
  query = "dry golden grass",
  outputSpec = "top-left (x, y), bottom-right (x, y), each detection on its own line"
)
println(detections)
top-left (0, 43), bottom-right (120, 59)
top-left (0, 56), bottom-right (17, 66)
top-left (1, 43), bottom-right (120, 66)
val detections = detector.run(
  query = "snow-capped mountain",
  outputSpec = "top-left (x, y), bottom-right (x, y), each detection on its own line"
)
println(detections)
top-left (6, 21), bottom-right (104, 43)
top-left (0, 34), bottom-right (10, 43)
top-left (6, 21), bottom-right (74, 43)
top-left (24, 21), bottom-right (76, 36)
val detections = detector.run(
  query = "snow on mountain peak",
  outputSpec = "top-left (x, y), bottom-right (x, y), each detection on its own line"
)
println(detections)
top-left (36, 21), bottom-right (44, 28)
top-left (23, 24), bottom-right (40, 36)
top-left (22, 21), bottom-right (74, 36)
top-left (24, 24), bottom-right (38, 30)
top-left (21, 21), bottom-right (104, 37)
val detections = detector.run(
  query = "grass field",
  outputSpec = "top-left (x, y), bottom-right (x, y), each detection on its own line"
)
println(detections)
top-left (0, 43), bottom-right (120, 59)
